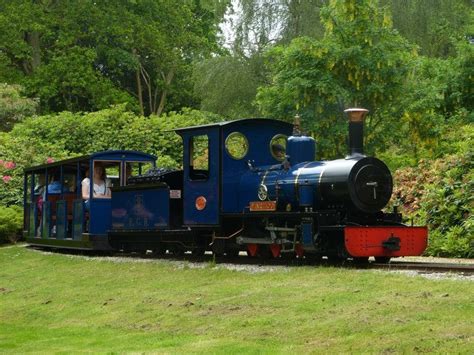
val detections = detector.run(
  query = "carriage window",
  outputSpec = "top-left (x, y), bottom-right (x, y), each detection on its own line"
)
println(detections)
top-left (24, 173), bottom-right (33, 233)
top-left (33, 172), bottom-right (46, 197)
top-left (270, 134), bottom-right (288, 161)
top-left (124, 161), bottom-right (154, 185)
top-left (25, 173), bottom-right (33, 202)
top-left (62, 169), bottom-right (77, 193)
top-left (189, 135), bottom-right (209, 180)
top-left (225, 132), bottom-right (249, 160)
top-left (91, 161), bottom-right (121, 198)
top-left (46, 168), bottom-right (64, 195)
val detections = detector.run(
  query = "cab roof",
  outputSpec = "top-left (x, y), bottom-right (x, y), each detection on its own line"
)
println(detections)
top-left (173, 118), bottom-right (293, 134)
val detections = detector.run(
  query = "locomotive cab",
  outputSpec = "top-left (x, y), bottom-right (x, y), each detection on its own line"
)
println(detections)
top-left (108, 118), bottom-right (294, 254)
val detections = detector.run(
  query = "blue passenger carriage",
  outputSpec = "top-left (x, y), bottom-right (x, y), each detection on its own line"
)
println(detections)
top-left (23, 150), bottom-right (155, 250)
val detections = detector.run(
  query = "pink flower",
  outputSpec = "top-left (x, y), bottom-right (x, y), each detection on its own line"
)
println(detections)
top-left (3, 161), bottom-right (16, 169)
top-left (0, 160), bottom-right (3, 165)
top-left (46, 157), bottom-right (55, 164)
top-left (2, 175), bottom-right (12, 183)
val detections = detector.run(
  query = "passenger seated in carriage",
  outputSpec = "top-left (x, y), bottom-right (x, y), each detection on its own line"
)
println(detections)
top-left (47, 171), bottom-right (67, 194)
top-left (81, 163), bottom-right (111, 209)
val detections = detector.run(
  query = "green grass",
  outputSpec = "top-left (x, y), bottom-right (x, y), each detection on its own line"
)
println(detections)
top-left (0, 245), bottom-right (473, 353)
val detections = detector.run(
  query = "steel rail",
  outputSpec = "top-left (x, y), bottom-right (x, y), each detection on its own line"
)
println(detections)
top-left (368, 261), bottom-right (474, 274)
top-left (31, 246), bottom-right (474, 274)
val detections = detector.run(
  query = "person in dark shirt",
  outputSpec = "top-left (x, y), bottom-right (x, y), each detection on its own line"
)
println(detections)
top-left (47, 172), bottom-right (66, 194)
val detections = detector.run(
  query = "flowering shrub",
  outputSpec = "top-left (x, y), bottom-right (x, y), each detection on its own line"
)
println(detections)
top-left (389, 151), bottom-right (473, 257)
top-left (0, 158), bottom-right (19, 203)
top-left (0, 133), bottom-right (69, 206)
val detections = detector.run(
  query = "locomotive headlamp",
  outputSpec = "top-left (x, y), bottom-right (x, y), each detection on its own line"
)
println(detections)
top-left (344, 108), bottom-right (369, 156)
top-left (258, 184), bottom-right (268, 201)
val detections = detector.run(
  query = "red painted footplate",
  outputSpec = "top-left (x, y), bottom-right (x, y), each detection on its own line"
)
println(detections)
top-left (344, 226), bottom-right (428, 257)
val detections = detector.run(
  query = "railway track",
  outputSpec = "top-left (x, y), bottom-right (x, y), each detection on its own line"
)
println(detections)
top-left (162, 254), bottom-right (474, 275)
top-left (34, 246), bottom-right (474, 275)
top-left (368, 261), bottom-right (474, 275)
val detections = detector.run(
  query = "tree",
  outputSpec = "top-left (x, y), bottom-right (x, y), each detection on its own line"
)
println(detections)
top-left (0, 0), bottom-right (224, 115)
top-left (256, 0), bottom-right (415, 158)
top-left (0, 83), bottom-right (38, 131)
top-left (193, 0), bottom-right (329, 118)
top-left (228, 0), bottom-right (327, 55)
top-left (193, 55), bottom-right (264, 118)
top-left (384, 0), bottom-right (473, 58)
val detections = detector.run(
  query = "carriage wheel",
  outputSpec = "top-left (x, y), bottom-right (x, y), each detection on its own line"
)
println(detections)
top-left (170, 246), bottom-right (185, 257)
top-left (152, 245), bottom-right (166, 257)
top-left (192, 247), bottom-right (205, 257)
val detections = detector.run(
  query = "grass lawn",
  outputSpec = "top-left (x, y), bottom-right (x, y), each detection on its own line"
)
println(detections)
top-left (0, 244), bottom-right (473, 353)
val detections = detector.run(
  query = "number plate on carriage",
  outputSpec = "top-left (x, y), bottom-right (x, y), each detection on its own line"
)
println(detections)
top-left (249, 201), bottom-right (277, 211)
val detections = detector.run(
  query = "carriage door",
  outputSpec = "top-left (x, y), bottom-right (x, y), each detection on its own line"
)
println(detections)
top-left (182, 128), bottom-right (220, 225)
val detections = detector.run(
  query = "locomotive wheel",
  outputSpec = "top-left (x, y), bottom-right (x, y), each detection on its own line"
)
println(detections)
top-left (259, 245), bottom-right (273, 259)
top-left (225, 249), bottom-right (240, 258)
top-left (374, 256), bottom-right (391, 263)
top-left (246, 244), bottom-right (258, 257)
top-left (269, 244), bottom-right (281, 258)
top-left (280, 251), bottom-right (296, 260)
top-left (305, 254), bottom-right (322, 263)
top-left (327, 255), bottom-right (344, 263)
top-left (295, 244), bottom-right (305, 258)
top-left (353, 257), bottom-right (369, 264)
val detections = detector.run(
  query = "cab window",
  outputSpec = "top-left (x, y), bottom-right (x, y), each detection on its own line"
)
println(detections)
top-left (270, 134), bottom-right (288, 161)
top-left (189, 135), bottom-right (209, 180)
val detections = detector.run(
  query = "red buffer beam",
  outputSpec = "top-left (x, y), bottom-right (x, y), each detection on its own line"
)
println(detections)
top-left (344, 226), bottom-right (428, 258)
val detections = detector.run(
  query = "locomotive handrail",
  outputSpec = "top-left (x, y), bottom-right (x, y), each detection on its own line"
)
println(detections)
top-left (247, 160), bottom-right (284, 172)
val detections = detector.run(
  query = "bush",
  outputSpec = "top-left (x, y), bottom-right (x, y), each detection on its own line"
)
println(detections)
top-left (390, 151), bottom-right (473, 258)
top-left (0, 205), bottom-right (23, 244)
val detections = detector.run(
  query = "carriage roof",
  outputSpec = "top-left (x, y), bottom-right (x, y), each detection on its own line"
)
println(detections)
top-left (24, 150), bottom-right (156, 172)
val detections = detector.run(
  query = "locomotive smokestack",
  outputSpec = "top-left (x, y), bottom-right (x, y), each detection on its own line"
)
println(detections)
top-left (344, 108), bottom-right (368, 156)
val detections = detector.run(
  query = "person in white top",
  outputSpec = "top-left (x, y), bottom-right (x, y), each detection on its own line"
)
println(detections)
top-left (81, 164), bottom-right (111, 209)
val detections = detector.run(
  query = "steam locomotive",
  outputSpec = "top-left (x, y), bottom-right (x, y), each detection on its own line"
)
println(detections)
top-left (24, 108), bottom-right (427, 262)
